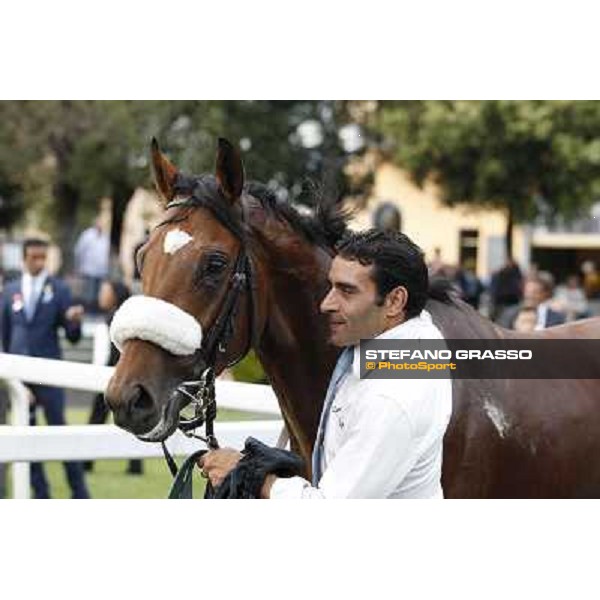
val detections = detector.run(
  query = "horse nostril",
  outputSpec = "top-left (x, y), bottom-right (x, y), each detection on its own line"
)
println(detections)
top-left (129, 384), bottom-right (154, 415)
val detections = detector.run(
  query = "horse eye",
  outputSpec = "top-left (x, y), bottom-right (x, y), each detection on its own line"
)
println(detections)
top-left (193, 252), bottom-right (229, 289)
top-left (205, 256), bottom-right (228, 274)
top-left (207, 256), bottom-right (227, 271)
top-left (206, 262), bottom-right (225, 275)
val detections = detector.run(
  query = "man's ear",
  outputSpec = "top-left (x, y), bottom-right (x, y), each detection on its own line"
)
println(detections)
top-left (384, 286), bottom-right (408, 319)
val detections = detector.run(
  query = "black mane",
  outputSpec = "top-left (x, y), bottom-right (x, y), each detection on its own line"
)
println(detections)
top-left (245, 181), bottom-right (349, 249)
top-left (173, 173), bottom-right (349, 250)
top-left (173, 172), bottom-right (456, 306)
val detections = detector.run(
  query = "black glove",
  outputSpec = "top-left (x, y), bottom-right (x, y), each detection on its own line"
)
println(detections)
top-left (208, 437), bottom-right (305, 499)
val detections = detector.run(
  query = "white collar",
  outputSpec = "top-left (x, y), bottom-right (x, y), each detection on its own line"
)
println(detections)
top-left (374, 309), bottom-right (434, 341)
top-left (350, 309), bottom-right (435, 377)
top-left (23, 269), bottom-right (48, 284)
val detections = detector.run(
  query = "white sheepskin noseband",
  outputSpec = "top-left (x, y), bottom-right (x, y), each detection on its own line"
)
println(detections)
top-left (110, 296), bottom-right (203, 356)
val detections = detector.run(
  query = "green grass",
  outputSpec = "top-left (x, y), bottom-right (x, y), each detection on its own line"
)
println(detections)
top-left (5, 407), bottom-right (274, 499)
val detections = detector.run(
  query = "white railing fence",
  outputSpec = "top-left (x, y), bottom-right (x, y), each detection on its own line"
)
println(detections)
top-left (0, 353), bottom-right (281, 499)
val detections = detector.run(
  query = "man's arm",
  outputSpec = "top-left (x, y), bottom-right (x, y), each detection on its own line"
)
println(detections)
top-left (266, 393), bottom-right (417, 499)
top-left (202, 395), bottom-right (418, 499)
top-left (57, 282), bottom-right (83, 344)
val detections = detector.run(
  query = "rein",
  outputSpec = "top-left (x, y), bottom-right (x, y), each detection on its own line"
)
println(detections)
top-left (160, 194), bottom-right (260, 482)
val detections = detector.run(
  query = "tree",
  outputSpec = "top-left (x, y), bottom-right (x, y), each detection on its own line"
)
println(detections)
top-left (163, 100), bottom-right (356, 205)
top-left (0, 101), bottom-right (144, 267)
top-left (373, 101), bottom-right (600, 257)
top-left (0, 101), bottom-right (226, 269)
top-left (0, 101), bottom-right (363, 269)
top-left (0, 177), bottom-right (22, 231)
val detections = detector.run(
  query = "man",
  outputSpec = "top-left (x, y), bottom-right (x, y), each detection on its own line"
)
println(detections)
top-left (1, 238), bottom-right (89, 499)
top-left (131, 228), bottom-right (150, 295)
top-left (582, 260), bottom-right (600, 299)
top-left (554, 274), bottom-right (588, 321)
top-left (428, 246), bottom-right (447, 277)
top-left (512, 306), bottom-right (538, 333)
top-left (490, 257), bottom-right (523, 321)
top-left (74, 217), bottom-right (110, 313)
top-left (499, 272), bottom-right (566, 330)
top-left (200, 230), bottom-right (453, 499)
top-left (456, 259), bottom-right (484, 310)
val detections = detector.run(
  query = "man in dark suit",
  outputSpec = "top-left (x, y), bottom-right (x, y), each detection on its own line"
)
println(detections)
top-left (1, 238), bottom-right (90, 499)
top-left (498, 271), bottom-right (566, 330)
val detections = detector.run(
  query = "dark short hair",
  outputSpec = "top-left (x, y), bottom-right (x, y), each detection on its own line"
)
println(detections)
top-left (22, 238), bottom-right (49, 258)
top-left (335, 229), bottom-right (429, 319)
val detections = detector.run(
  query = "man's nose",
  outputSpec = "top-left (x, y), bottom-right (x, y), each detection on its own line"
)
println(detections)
top-left (320, 289), bottom-right (337, 313)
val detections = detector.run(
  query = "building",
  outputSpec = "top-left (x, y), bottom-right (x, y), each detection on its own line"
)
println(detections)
top-left (350, 160), bottom-right (600, 283)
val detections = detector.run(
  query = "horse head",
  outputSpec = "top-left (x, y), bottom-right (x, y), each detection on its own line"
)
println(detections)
top-left (105, 138), bottom-right (268, 441)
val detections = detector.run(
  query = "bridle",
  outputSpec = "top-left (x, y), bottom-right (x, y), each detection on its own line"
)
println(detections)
top-left (160, 192), bottom-right (261, 475)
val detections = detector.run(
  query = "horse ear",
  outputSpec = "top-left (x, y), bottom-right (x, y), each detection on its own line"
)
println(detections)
top-left (215, 137), bottom-right (244, 203)
top-left (151, 138), bottom-right (179, 205)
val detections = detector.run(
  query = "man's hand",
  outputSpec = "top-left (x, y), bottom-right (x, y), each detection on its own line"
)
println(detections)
top-left (198, 448), bottom-right (243, 488)
top-left (65, 305), bottom-right (84, 322)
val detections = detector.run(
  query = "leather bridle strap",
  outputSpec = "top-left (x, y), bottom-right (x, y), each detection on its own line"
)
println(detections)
top-left (198, 249), bottom-right (253, 370)
top-left (166, 195), bottom-right (258, 374)
top-left (166, 447), bottom-right (216, 499)
top-left (162, 195), bottom-right (259, 481)
top-left (161, 440), bottom-right (180, 478)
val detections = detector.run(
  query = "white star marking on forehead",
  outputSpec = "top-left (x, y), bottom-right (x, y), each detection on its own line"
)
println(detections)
top-left (163, 228), bottom-right (194, 255)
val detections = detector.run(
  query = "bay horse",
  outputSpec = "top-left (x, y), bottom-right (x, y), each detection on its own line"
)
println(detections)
top-left (106, 138), bottom-right (600, 498)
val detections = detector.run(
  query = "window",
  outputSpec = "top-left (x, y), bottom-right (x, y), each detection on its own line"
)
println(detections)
top-left (459, 229), bottom-right (479, 268)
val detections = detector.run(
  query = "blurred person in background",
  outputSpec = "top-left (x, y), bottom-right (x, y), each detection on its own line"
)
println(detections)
top-left (131, 228), bottom-right (149, 295)
top-left (554, 274), bottom-right (589, 321)
top-left (428, 247), bottom-right (448, 277)
top-left (1, 238), bottom-right (89, 498)
top-left (498, 272), bottom-right (566, 330)
top-left (74, 216), bottom-right (110, 313)
top-left (581, 261), bottom-right (600, 300)
top-left (372, 202), bottom-right (401, 233)
top-left (455, 259), bottom-right (484, 310)
top-left (85, 279), bottom-right (143, 475)
top-left (490, 257), bottom-right (523, 322)
top-left (512, 306), bottom-right (538, 333)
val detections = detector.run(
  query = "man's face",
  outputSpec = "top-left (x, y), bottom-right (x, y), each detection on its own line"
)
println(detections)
top-left (523, 280), bottom-right (545, 308)
top-left (514, 309), bottom-right (537, 333)
top-left (98, 282), bottom-right (117, 311)
top-left (23, 245), bottom-right (48, 276)
top-left (320, 256), bottom-right (389, 347)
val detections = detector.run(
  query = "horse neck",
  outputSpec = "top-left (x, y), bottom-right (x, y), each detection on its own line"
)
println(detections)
top-left (252, 228), bottom-right (339, 465)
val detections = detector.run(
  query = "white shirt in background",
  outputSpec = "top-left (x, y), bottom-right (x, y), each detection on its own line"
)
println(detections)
top-left (22, 269), bottom-right (48, 319)
top-left (74, 227), bottom-right (110, 278)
